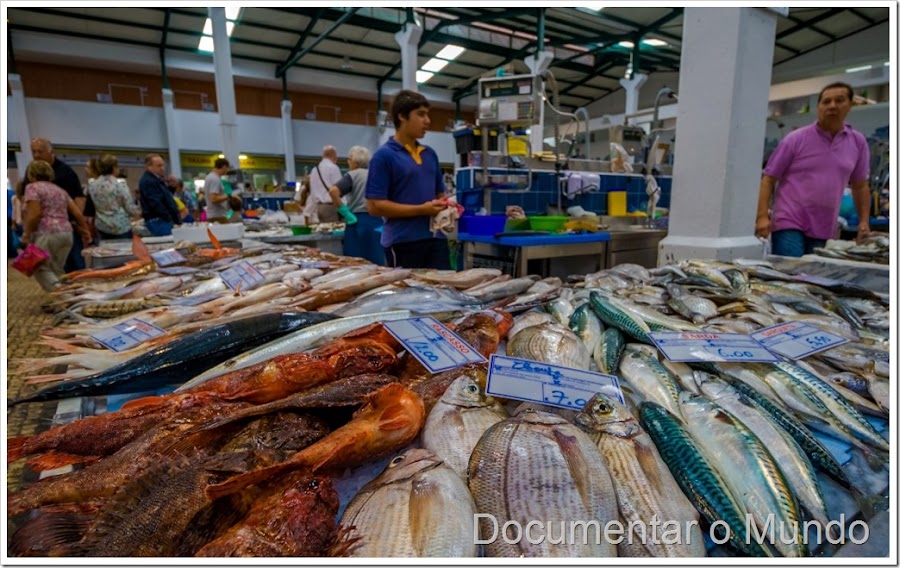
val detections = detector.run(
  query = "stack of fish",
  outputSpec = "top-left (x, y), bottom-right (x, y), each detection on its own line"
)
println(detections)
top-left (813, 235), bottom-right (889, 264)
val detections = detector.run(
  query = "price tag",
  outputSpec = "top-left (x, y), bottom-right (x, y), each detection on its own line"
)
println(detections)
top-left (648, 332), bottom-right (779, 363)
top-left (383, 317), bottom-right (486, 373)
top-left (751, 321), bottom-right (849, 360)
top-left (219, 260), bottom-right (265, 291)
top-left (150, 248), bottom-right (187, 266)
top-left (300, 261), bottom-right (331, 269)
top-left (90, 318), bottom-right (166, 353)
top-left (158, 266), bottom-right (199, 275)
top-left (486, 355), bottom-right (624, 410)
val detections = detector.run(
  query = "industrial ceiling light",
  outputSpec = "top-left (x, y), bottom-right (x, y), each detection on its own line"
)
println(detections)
top-left (422, 58), bottom-right (449, 72)
top-left (202, 19), bottom-right (235, 36)
top-left (618, 41), bottom-right (634, 48)
top-left (435, 44), bottom-right (465, 60)
top-left (416, 70), bottom-right (434, 83)
top-left (642, 38), bottom-right (667, 47)
top-left (198, 9), bottom-right (240, 53)
top-left (845, 64), bottom-right (873, 73)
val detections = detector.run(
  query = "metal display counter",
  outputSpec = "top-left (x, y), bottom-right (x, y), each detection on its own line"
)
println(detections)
top-left (459, 232), bottom-right (610, 278)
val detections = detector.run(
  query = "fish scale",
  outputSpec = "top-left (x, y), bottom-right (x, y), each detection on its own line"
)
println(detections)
top-left (639, 402), bottom-right (768, 557)
top-left (468, 412), bottom-right (617, 558)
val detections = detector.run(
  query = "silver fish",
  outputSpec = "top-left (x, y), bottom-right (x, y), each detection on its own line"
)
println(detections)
top-left (618, 349), bottom-right (682, 419)
top-left (568, 303), bottom-right (603, 354)
top-left (508, 311), bottom-right (556, 343)
top-left (507, 322), bottom-right (591, 370)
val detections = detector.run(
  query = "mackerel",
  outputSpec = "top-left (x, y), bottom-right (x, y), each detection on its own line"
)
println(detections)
top-left (639, 402), bottom-right (769, 557)
top-left (568, 303), bottom-right (603, 353)
top-left (589, 291), bottom-right (652, 343)
top-left (679, 393), bottom-right (806, 557)
top-left (618, 349), bottom-right (682, 419)
top-left (177, 310), bottom-right (412, 391)
top-left (592, 328), bottom-right (625, 375)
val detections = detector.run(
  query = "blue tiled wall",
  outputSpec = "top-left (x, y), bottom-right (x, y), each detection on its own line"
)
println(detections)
top-left (455, 167), bottom-right (672, 216)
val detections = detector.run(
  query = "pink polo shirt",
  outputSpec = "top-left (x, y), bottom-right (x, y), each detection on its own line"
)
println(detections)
top-left (764, 122), bottom-right (869, 240)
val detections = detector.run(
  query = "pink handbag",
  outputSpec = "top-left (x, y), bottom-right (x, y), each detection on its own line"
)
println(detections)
top-left (12, 243), bottom-right (50, 277)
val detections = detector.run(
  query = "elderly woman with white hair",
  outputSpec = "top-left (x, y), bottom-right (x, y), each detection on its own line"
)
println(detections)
top-left (327, 145), bottom-right (384, 264)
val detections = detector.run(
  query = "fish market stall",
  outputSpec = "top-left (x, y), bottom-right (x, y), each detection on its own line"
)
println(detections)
top-left (461, 232), bottom-right (611, 278)
top-left (6, 242), bottom-right (891, 558)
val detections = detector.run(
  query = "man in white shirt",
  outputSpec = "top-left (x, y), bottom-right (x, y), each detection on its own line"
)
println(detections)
top-left (303, 145), bottom-right (343, 223)
top-left (205, 158), bottom-right (232, 222)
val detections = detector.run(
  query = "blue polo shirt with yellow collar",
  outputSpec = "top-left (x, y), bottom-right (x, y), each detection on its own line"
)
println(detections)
top-left (366, 137), bottom-right (446, 248)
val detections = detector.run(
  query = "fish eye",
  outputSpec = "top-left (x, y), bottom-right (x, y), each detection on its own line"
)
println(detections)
top-left (466, 384), bottom-right (479, 393)
top-left (596, 403), bottom-right (611, 414)
top-left (390, 455), bottom-right (405, 467)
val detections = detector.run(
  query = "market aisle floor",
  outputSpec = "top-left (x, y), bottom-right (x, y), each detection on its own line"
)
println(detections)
top-left (6, 263), bottom-right (60, 491)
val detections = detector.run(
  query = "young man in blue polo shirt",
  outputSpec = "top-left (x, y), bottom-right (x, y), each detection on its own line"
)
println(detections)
top-left (366, 90), bottom-right (450, 269)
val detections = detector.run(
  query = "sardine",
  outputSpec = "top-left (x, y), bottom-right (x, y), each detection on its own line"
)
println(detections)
top-left (575, 394), bottom-right (705, 557)
top-left (422, 375), bottom-right (509, 478)
top-left (332, 449), bottom-right (477, 557)
top-left (468, 409), bottom-right (618, 557)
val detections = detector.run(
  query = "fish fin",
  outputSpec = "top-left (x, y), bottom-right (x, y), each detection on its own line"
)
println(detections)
top-left (311, 431), bottom-right (368, 472)
top-left (25, 452), bottom-right (100, 472)
top-left (9, 510), bottom-right (93, 557)
top-left (132, 233), bottom-right (151, 262)
top-left (633, 440), bottom-right (665, 490)
top-left (119, 395), bottom-right (168, 412)
top-left (207, 227), bottom-right (223, 250)
top-left (328, 524), bottom-right (365, 557)
top-left (378, 404), bottom-right (415, 431)
top-left (8, 436), bottom-right (29, 462)
top-left (552, 430), bottom-right (594, 513)
top-left (712, 409), bottom-right (736, 425)
top-left (205, 463), bottom-right (292, 501)
top-left (408, 476), bottom-right (456, 557)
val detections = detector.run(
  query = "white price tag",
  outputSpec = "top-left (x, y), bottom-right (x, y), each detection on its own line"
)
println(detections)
top-left (150, 248), bottom-right (186, 266)
top-left (649, 332), bottom-right (780, 363)
top-left (486, 355), bottom-right (624, 410)
top-left (383, 317), bottom-right (486, 373)
top-left (751, 321), bottom-right (849, 360)
top-left (220, 260), bottom-right (265, 291)
top-left (90, 318), bottom-right (166, 352)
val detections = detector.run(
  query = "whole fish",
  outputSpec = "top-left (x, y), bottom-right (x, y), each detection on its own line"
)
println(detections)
top-left (820, 344), bottom-right (889, 378)
top-left (177, 311), bottom-right (412, 392)
top-left (639, 402), bottom-right (769, 557)
top-left (592, 328), bottom-right (625, 375)
top-left (589, 291), bottom-right (652, 343)
top-left (414, 268), bottom-right (502, 289)
top-left (206, 384), bottom-right (425, 501)
top-left (333, 285), bottom-right (479, 317)
top-left (695, 374), bottom-right (832, 532)
top-left (575, 394), bottom-right (705, 557)
top-left (466, 276), bottom-right (539, 303)
top-left (421, 375), bottom-right (509, 478)
top-left (507, 322), bottom-right (591, 370)
top-left (510, 277), bottom-right (562, 305)
top-left (609, 263), bottom-right (652, 283)
top-left (546, 297), bottom-right (576, 326)
top-left (79, 298), bottom-right (169, 319)
top-left (618, 349), bottom-right (682, 419)
top-left (331, 449), bottom-right (477, 557)
top-left (665, 283), bottom-right (717, 324)
top-left (196, 473), bottom-right (339, 557)
top-left (468, 408), bottom-right (618, 557)
top-left (508, 311), bottom-right (555, 342)
top-left (678, 393), bottom-right (806, 557)
top-left (10, 312), bottom-right (338, 406)
top-left (309, 265), bottom-right (379, 287)
top-left (568, 303), bottom-right (603, 354)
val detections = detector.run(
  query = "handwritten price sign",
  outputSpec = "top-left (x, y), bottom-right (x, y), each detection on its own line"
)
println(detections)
top-left (90, 318), bottom-right (166, 352)
top-left (383, 317), bottom-right (486, 373)
top-left (649, 332), bottom-right (779, 363)
top-left (751, 321), bottom-right (848, 360)
top-left (486, 355), bottom-right (624, 410)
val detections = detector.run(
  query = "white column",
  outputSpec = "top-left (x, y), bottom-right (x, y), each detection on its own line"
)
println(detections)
top-left (525, 51), bottom-right (554, 154)
top-left (395, 22), bottom-right (423, 91)
top-left (161, 88), bottom-right (181, 178)
top-left (281, 99), bottom-right (296, 183)
top-left (209, 7), bottom-right (239, 167)
top-left (8, 74), bottom-right (33, 170)
top-left (658, 7), bottom-right (777, 264)
top-left (619, 73), bottom-right (648, 117)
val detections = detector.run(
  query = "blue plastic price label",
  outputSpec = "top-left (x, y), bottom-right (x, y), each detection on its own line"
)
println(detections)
top-left (486, 355), bottom-right (624, 410)
top-left (649, 332), bottom-right (780, 363)
top-left (90, 318), bottom-right (166, 353)
top-left (751, 321), bottom-right (849, 360)
top-left (383, 317), bottom-right (486, 373)
top-left (150, 248), bottom-right (187, 266)
top-left (220, 260), bottom-right (265, 291)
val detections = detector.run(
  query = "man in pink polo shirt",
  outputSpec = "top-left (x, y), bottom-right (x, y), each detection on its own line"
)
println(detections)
top-left (755, 82), bottom-right (870, 257)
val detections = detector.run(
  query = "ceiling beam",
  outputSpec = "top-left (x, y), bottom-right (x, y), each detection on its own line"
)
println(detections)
top-left (777, 8), bottom-right (842, 40)
top-left (559, 60), bottom-right (619, 96)
top-left (276, 8), bottom-right (359, 77)
top-left (774, 16), bottom-right (889, 68)
top-left (282, 7), bottom-right (323, 66)
top-left (847, 8), bottom-right (875, 25)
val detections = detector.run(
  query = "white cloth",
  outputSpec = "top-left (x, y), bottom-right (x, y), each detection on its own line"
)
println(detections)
top-left (302, 158), bottom-right (342, 223)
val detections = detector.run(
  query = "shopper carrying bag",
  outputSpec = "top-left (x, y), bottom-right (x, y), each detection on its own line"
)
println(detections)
top-left (11, 243), bottom-right (50, 277)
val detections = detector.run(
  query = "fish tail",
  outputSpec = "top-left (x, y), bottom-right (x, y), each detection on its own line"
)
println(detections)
top-left (205, 463), bottom-right (293, 501)
top-left (26, 451), bottom-right (100, 472)
top-left (132, 232), bottom-right (151, 262)
top-left (8, 436), bottom-right (30, 462)
top-left (9, 510), bottom-right (93, 557)
top-left (207, 227), bottom-right (223, 250)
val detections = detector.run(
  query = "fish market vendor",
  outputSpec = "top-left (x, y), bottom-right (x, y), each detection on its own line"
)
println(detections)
top-left (755, 82), bottom-right (870, 257)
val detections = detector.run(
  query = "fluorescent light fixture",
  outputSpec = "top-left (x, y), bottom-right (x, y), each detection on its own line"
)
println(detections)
top-left (218, 154), bottom-right (225, 158)
top-left (618, 41), bottom-right (634, 48)
top-left (198, 36), bottom-right (215, 52)
top-left (884, 61), bottom-right (890, 66)
top-left (422, 58), bottom-right (449, 72)
top-left (435, 44), bottom-right (465, 60)
top-left (225, 6), bottom-right (242, 21)
top-left (845, 64), bottom-right (872, 73)
top-left (239, 154), bottom-right (248, 160)
top-left (203, 18), bottom-right (235, 36)
top-left (642, 38), bottom-right (667, 47)
top-left (416, 70), bottom-right (434, 83)
top-left (583, 4), bottom-right (603, 11)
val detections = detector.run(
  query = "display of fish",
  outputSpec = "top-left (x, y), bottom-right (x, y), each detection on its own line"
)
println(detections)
top-left (413, 268), bottom-right (502, 289)
top-left (507, 322), bottom-right (591, 370)
top-left (618, 348), bottom-right (683, 419)
top-left (592, 328), bottom-right (625, 375)
top-left (575, 394), bottom-right (705, 557)
top-left (422, 375), bottom-right (509, 478)
top-left (465, 275), bottom-right (539, 303)
top-left (331, 448), bottom-right (477, 557)
top-left (468, 408), bottom-right (618, 557)
top-left (568, 303), bottom-right (603, 354)
top-left (333, 285), bottom-right (480, 317)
